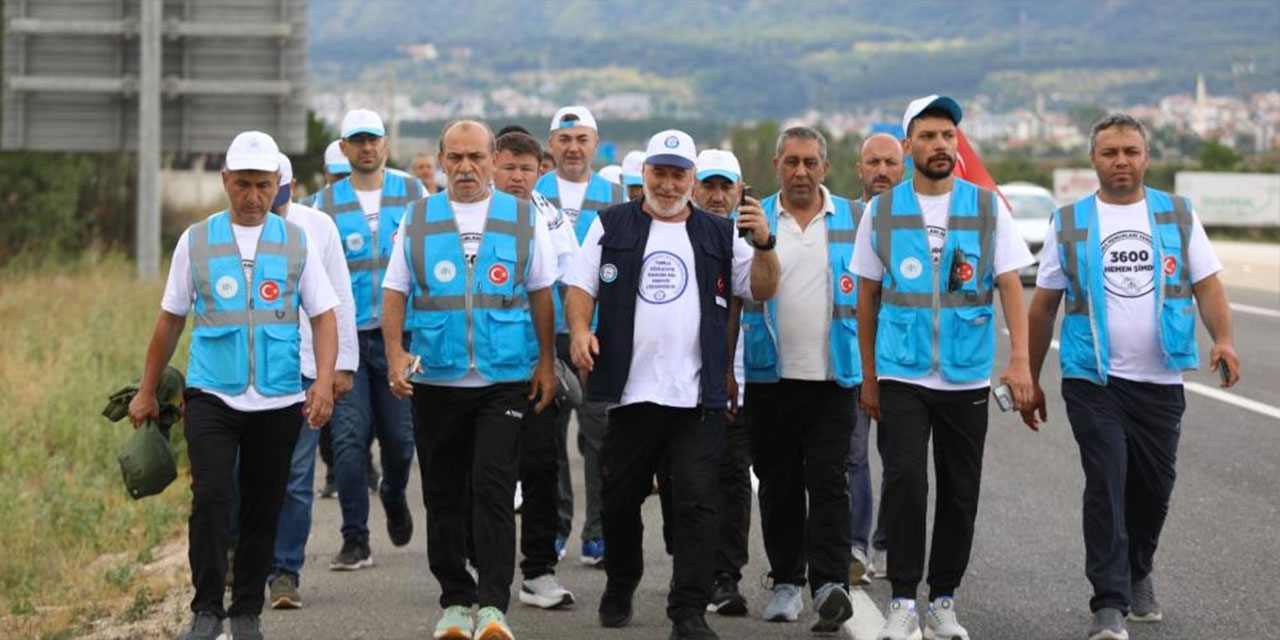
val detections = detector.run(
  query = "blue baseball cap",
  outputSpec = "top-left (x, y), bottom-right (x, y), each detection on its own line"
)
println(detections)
top-left (902, 94), bottom-right (963, 135)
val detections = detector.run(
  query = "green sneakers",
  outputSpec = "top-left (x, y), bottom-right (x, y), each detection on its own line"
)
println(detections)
top-left (433, 605), bottom-right (474, 639)
top-left (474, 606), bottom-right (514, 640)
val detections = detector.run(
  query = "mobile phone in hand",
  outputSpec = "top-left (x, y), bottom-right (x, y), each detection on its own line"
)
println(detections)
top-left (993, 383), bottom-right (1014, 412)
top-left (403, 355), bottom-right (421, 380)
top-left (1218, 359), bottom-right (1231, 386)
top-left (738, 185), bottom-right (754, 238)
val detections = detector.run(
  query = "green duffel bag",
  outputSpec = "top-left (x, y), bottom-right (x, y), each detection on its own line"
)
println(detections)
top-left (116, 419), bottom-right (177, 499)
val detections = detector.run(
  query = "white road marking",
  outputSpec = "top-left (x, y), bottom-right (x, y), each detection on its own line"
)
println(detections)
top-left (844, 587), bottom-right (886, 640)
top-left (1005, 329), bottom-right (1280, 421)
top-left (1230, 302), bottom-right (1280, 319)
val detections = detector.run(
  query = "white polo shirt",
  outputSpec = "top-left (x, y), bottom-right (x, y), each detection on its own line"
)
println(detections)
top-left (773, 185), bottom-right (837, 381)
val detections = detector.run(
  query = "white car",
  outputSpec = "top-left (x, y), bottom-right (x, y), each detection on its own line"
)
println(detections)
top-left (1000, 182), bottom-right (1057, 284)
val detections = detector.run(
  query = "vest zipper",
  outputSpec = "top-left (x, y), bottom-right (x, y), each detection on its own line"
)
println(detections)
top-left (465, 260), bottom-right (476, 372)
top-left (930, 259), bottom-right (942, 372)
top-left (246, 272), bottom-right (257, 392)
top-left (368, 210), bottom-right (380, 321)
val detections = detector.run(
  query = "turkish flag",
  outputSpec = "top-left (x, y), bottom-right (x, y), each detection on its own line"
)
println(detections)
top-left (954, 129), bottom-right (1009, 209)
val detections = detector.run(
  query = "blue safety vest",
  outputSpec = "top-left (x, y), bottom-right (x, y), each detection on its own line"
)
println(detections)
top-left (870, 179), bottom-right (999, 383)
top-left (401, 191), bottom-right (538, 383)
top-left (311, 169), bottom-right (424, 329)
top-left (1054, 188), bottom-right (1199, 384)
top-left (741, 193), bottom-right (863, 387)
top-left (187, 211), bottom-right (307, 396)
top-left (534, 171), bottom-right (624, 332)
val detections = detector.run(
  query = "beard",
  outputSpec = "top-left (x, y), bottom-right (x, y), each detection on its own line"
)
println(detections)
top-left (917, 155), bottom-right (955, 181)
top-left (644, 184), bottom-right (691, 218)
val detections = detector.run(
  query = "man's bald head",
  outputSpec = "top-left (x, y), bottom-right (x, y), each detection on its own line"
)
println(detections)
top-left (439, 119), bottom-right (495, 155)
top-left (858, 133), bottom-right (905, 200)
top-left (439, 119), bottom-right (496, 203)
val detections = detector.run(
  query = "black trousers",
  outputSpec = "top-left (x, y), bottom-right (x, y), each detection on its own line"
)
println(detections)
top-left (184, 390), bottom-right (302, 617)
top-left (748, 380), bottom-right (855, 592)
top-left (413, 383), bottom-right (524, 612)
top-left (879, 380), bottom-right (988, 600)
top-left (602, 403), bottom-right (723, 622)
top-left (1063, 377), bottom-right (1183, 614)
top-left (519, 396), bottom-right (562, 580)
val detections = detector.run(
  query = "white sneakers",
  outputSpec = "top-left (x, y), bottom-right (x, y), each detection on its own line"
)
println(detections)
top-left (877, 597), bottom-right (970, 640)
top-left (877, 599), bottom-right (922, 640)
top-left (518, 574), bottom-right (575, 609)
top-left (923, 597), bottom-right (970, 640)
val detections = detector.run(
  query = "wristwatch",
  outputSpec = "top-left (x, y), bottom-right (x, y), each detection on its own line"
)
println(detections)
top-left (751, 233), bottom-right (777, 251)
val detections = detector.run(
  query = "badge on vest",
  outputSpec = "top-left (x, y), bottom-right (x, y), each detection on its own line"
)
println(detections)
top-left (433, 260), bottom-right (457, 283)
top-left (346, 233), bottom-right (365, 252)
top-left (488, 264), bottom-right (510, 286)
top-left (215, 275), bottom-right (239, 299)
top-left (258, 281), bottom-right (280, 303)
top-left (1163, 255), bottom-right (1177, 276)
top-left (839, 274), bottom-right (855, 295)
top-left (899, 257), bottom-right (924, 280)
top-left (600, 263), bottom-right (618, 283)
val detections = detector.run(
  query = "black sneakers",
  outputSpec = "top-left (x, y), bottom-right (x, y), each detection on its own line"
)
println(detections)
top-left (708, 574), bottom-right (747, 616)
top-left (328, 538), bottom-right (373, 571)
top-left (228, 614), bottom-right (264, 640)
top-left (384, 495), bottom-right (414, 547)
top-left (599, 581), bottom-right (637, 628)
top-left (671, 613), bottom-right (719, 640)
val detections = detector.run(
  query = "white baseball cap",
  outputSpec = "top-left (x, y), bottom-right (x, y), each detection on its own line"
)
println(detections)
top-left (341, 108), bottom-right (386, 139)
top-left (620, 150), bottom-right (645, 186)
top-left (276, 152), bottom-right (293, 186)
top-left (644, 129), bottom-right (697, 169)
top-left (695, 149), bottom-right (742, 183)
top-left (599, 164), bottom-right (623, 185)
top-left (549, 106), bottom-right (598, 132)
top-left (901, 94), bottom-right (963, 137)
top-left (224, 131), bottom-right (280, 172)
top-left (324, 140), bottom-right (351, 174)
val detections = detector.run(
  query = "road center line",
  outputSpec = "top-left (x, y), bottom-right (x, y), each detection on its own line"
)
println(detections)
top-left (1004, 329), bottom-right (1280, 421)
top-left (1230, 302), bottom-right (1280, 319)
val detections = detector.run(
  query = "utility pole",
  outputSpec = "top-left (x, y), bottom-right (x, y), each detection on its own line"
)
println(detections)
top-left (136, 0), bottom-right (162, 278)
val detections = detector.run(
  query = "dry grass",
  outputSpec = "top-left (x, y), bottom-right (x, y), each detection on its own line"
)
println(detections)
top-left (0, 252), bottom-right (192, 639)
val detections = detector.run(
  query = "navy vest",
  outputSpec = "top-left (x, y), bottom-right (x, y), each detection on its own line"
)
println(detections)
top-left (586, 200), bottom-right (734, 409)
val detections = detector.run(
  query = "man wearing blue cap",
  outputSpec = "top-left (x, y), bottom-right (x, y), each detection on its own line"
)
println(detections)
top-left (854, 96), bottom-right (1036, 640)
top-left (309, 109), bottom-right (427, 572)
top-left (565, 130), bottom-right (778, 640)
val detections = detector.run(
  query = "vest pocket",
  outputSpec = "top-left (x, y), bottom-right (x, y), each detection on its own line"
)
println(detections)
top-left (948, 306), bottom-right (994, 367)
top-left (1060, 315), bottom-right (1097, 373)
top-left (485, 307), bottom-right (534, 367)
top-left (877, 306), bottom-right (919, 367)
top-left (1160, 300), bottom-right (1197, 359)
top-left (411, 312), bottom-right (453, 369)
top-left (831, 317), bottom-right (860, 380)
top-left (190, 325), bottom-right (248, 389)
top-left (742, 318), bottom-right (776, 370)
top-left (259, 323), bottom-right (301, 392)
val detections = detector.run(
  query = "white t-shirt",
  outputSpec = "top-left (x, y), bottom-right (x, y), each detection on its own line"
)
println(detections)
top-left (161, 217), bottom-right (340, 411)
top-left (283, 202), bottom-right (359, 379)
top-left (382, 195), bottom-right (560, 387)
top-left (565, 214), bottom-right (756, 408)
top-left (532, 190), bottom-right (578, 280)
top-left (356, 189), bottom-right (381, 234)
top-left (555, 177), bottom-right (590, 230)
top-left (1037, 197), bottom-right (1222, 384)
top-left (853, 187), bottom-right (1034, 391)
top-left (774, 185), bottom-right (837, 381)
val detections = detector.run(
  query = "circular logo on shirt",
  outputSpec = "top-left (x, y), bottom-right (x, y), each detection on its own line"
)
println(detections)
top-left (638, 251), bottom-right (689, 304)
top-left (664, 135), bottom-right (680, 149)
top-left (215, 275), bottom-right (239, 299)
top-left (1163, 255), bottom-right (1178, 276)
top-left (1101, 230), bottom-right (1155, 298)
top-left (600, 263), bottom-right (618, 283)
top-left (258, 280), bottom-right (280, 302)
top-left (717, 275), bottom-right (726, 294)
top-left (957, 262), bottom-right (975, 283)
top-left (345, 232), bottom-right (365, 252)
top-left (839, 274), bottom-right (855, 295)
top-left (488, 264), bottom-right (510, 286)
top-left (433, 260), bottom-right (457, 283)
top-left (899, 257), bottom-right (924, 280)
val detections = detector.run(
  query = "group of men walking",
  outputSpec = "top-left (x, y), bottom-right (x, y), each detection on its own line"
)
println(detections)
top-left (126, 94), bottom-right (1240, 640)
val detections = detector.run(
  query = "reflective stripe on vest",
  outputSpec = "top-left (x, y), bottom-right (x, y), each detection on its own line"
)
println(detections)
top-left (187, 211), bottom-right (307, 396)
top-left (740, 191), bottom-right (862, 387)
top-left (402, 191), bottom-right (538, 383)
top-left (1054, 189), bottom-right (1198, 384)
top-left (869, 179), bottom-right (998, 383)
top-left (313, 170), bottom-right (424, 329)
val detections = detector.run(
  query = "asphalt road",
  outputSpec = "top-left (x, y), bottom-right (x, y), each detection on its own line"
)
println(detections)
top-left (259, 279), bottom-right (1280, 640)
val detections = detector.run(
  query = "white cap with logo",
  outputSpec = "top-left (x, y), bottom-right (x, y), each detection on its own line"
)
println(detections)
top-left (901, 94), bottom-right (963, 137)
top-left (549, 106), bottom-right (598, 132)
top-left (276, 152), bottom-right (293, 186)
top-left (620, 150), bottom-right (645, 186)
top-left (341, 109), bottom-right (386, 139)
top-left (695, 149), bottom-right (742, 183)
top-left (644, 129), bottom-right (696, 169)
top-left (224, 131), bottom-right (280, 172)
top-left (324, 140), bottom-right (351, 174)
